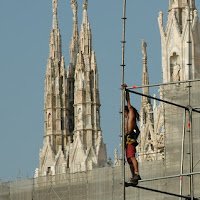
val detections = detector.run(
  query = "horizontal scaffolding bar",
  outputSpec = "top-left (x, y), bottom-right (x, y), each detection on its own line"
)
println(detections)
top-left (125, 183), bottom-right (194, 199)
top-left (126, 79), bottom-right (200, 89)
top-left (126, 89), bottom-right (200, 114)
top-left (138, 171), bottom-right (200, 183)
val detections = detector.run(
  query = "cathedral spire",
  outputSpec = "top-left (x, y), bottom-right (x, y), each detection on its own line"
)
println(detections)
top-left (141, 40), bottom-right (150, 105)
top-left (79, 0), bottom-right (92, 55)
top-left (52, 0), bottom-right (58, 29)
top-left (49, 0), bottom-right (61, 60)
top-left (70, 0), bottom-right (79, 66)
top-left (83, 0), bottom-right (88, 23)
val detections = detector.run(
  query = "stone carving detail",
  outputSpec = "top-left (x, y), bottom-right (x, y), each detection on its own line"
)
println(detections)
top-left (142, 40), bottom-right (147, 58)
top-left (52, 0), bottom-right (57, 14)
top-left (77, 108), bottom-right (82, 125)
top-left (172, 63), bottom-right (181, 81)
top-left (158, 1), bottom-right (200, 82)
top-left (138, 40), bottom-right (165, 162)
top-left (48, 113), bottom-right (51, 127)
top-left (71, 0), bottom-right (77, 16)
top-left (83, 0), bottom-right (88, 9)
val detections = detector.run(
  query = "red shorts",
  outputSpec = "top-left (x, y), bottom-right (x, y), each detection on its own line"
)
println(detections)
top-left (126, 144), bottom-right (136, 164)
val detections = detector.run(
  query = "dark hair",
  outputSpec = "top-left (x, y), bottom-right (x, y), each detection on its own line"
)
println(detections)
top-left (133, 106), bottom-right (140, 121)
top-left (125, 106), bottom-right (129, 112)
top-left (125, 106), bottom-right (140, 121)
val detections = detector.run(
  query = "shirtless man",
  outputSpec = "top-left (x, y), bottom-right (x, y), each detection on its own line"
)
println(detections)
top-left (122, 84), bottom-right (141, 183)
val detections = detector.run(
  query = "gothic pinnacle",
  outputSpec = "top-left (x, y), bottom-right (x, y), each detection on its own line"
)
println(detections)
top-left (52, 0), bottom-right (58, 29)
top-left (142, 40), bottom-right (147, 59)
top-left (142, 40), bottom-right (147, 71)
top-left (82, 0), bottom-right (88, 24)
top-left (141, 40), bottom-right (150, 101)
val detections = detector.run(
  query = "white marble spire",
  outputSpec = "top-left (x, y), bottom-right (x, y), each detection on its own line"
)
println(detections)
top-left (70, 0), bottom-right (79, 66)
top-left (82, 0), bottom-right (89, 27)
top-left (79, 0), bottom-right (92, 56)
top-left (141, 40), bottom-right (150, 104)
top-left (52, 0), bottom-right (58, 29)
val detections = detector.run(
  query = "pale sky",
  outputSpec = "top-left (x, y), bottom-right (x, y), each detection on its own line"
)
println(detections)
top-left (1, 0), bottom-right (200, 181)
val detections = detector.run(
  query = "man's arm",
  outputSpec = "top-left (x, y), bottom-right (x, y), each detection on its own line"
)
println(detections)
top-left (122, 83), bottom-right (132, 110)
top-left (126, 90), bottom-right (132, 109)
top-left (122, 83), bottom-right (135, 122)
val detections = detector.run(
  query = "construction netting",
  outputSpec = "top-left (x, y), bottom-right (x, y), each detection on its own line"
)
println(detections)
top-left (161, 81), bottom-right (200, 199)
top-left (0, 163), bottom-right (182, 200)
top-left (1, 161), bottom-right (198, 200)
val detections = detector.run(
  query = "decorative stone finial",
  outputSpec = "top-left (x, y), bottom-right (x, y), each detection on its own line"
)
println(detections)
top-left (142, 40), bottom-right (147, 58)
top-left (158, 11), bottom-right (163, 25)
top-left (114, 149), bottom-right (118, 159)
top-left (52, 0), bottom-right (58, 15)
top-left (83, 0), bottom-right (88, 10)
top-left (52, 0), bottom-right (58, 29)
top-left (71, 0), bottom-right (78, 17)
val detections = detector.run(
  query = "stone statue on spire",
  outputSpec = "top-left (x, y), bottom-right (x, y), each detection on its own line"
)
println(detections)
top-left (83, 0), bottom-right (88, 10)
top-left (71, 0), bottom-right (78, 16)
top-left (52, 0), bottom-right (58, 14)
top-left (142, 40), bottom-right (147, 58)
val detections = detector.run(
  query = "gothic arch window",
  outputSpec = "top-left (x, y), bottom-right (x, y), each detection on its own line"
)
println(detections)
top-left (96, 110), bottom-right (100, 126)
top-left (143, 112), bottom-right (146, 124)
top-left (45, 112), bottom-right (48, 130)
top-left (61, 118), bottom-right (64, 130)
top-left (66, 116), bottom-right (69, 130)
top-left (90, 71), bottom-right (94, 101)
top-left (148, 132), bottom-right (151, 140)
top-left (47, 167), bottom-right (52, 175)
top-left (48, 113), bottom-right (51, 127)
top-left (151, 144), bottom-right (154, 151)
top-left (69, 119), bottom-right (73, 132)
top-left (60, 76), bottom-right (64, 94)
top-left (77, 108), bottom-right (82, 125)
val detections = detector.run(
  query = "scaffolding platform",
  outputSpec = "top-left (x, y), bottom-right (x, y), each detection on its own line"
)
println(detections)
top-left (125, 182), bottom-right (199, 200)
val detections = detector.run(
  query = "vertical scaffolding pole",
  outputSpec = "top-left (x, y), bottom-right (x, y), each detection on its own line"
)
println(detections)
top-left (189, 108), bottom-right (194, 200)
top-left (179, 109), bottom-right (186, 200)
top-left (121, 0), bottom-right (127, 199)
top-left (187, 1), bottom-right (194, 199)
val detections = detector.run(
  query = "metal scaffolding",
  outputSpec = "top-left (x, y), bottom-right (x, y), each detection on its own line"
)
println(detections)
top-left (123, 89), bottom-right (200, 199)
top-left (120, 0), bottom-right (200, 200)
top-left (120, 0), bottom-right (127, 199)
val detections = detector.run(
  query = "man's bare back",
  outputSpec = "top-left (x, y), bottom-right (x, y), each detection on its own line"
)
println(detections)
top-left (125, 107), bottom-right (137, 134)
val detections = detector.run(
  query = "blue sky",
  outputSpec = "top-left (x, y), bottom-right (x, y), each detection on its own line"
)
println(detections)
top-left (0, 0), bottom-right (200, 181)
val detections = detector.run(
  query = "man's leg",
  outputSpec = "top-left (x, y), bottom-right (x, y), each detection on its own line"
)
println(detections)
top-left (130, 157), bottom-right (139, 173)
top-left (130, 157), bottom-right (141, 180)
top-left (129, 163), bottom-right (135, 178)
